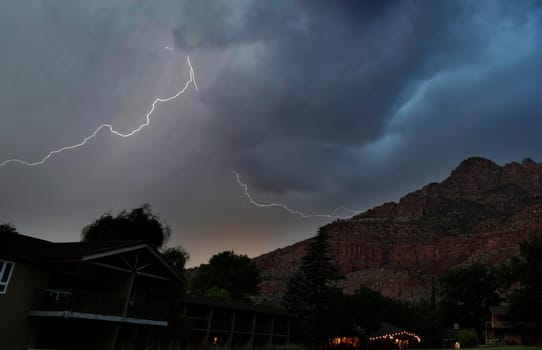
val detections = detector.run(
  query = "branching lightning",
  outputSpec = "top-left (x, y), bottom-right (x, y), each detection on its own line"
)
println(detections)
top-left (233, 170), bottom-right (358, 219)
top-left (0, 56), bottom-right (198, 168)
top-left (2, 52), bottom-right (352, 221)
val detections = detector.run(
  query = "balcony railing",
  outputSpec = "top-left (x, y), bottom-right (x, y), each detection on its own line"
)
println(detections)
top-left (32, 289), bottom-right (170, 322)
top-left (488, 320), bottom-right (540, 329)
top-left (492, 321), bottom-right (513, 328)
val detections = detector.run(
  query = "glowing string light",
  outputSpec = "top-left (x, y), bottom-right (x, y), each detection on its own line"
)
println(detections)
top-left (233, 170), bottom-right (358, 219)
top-left (0, 56), bottom-right (197, 168)
top-left (369, 331), bottom-right (421, 343)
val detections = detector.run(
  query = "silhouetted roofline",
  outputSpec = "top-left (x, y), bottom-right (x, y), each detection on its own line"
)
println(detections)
top-left (178, 295), bottom-right (291, 317)
top-left (0, 232), bottom-right (183, 282)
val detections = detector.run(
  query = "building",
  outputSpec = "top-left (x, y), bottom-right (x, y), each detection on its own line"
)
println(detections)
top-left (177, 295), bottom-right (293, 349)
top-left (485, 305), bottom-right (542, 345)
top-left (0, 231), bottom-right (183, 350)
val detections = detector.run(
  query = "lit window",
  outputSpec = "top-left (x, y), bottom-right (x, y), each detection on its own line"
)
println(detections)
top-left (0, 260), bottom-right (15, 294)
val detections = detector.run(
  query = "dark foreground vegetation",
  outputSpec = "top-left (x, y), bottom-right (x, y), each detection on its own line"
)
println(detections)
top-left (280, 227), bottom-right (542, 348)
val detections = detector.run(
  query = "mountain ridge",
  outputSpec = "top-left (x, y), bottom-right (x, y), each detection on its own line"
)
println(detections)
top-left (254, 156), bottom-right (542, 302)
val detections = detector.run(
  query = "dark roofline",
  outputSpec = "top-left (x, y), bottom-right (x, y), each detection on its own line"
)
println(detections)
top-left (0, 232), bottom-right (183, 282)
top-left (142, 244), bottom-right (184, 283)
top-left (0, 232), bottom-right (54, 262)
top-left (50, 241), bottom-right (148, 262)
top-left (178, 295), bottom-right (291, 317)
top-left (77, 243), bottom-right (183, 283)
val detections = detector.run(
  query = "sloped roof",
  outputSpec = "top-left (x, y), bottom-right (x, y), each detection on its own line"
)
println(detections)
top-left (47, 241), bottom-right (147, 261)
top-left (0, 231), bottom-right (51, 260)
top-left (0, 231), bottom-right (143, 261)
top-left (0, 232), bottom-right (182, 282)
top-left (179, 295), bottom-right (291, 316)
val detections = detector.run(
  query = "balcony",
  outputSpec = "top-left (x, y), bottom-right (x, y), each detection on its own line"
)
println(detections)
top-left (489, 320), bottom-right (540, 330)
top-left (29, 289), bottom-right (170, 326)
top-left (492, 321), bottom-right (513, 329)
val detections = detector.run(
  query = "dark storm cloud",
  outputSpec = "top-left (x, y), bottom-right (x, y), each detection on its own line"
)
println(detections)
top-left (0, 1), bottom-right (180, 155)
top-left (2, 0), bottom-right (542, 266)
top-left (174, 0), bottom-right (542, 198)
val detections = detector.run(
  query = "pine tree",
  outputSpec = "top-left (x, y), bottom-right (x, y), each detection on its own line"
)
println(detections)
top-left (283, 228), bottom-right (338, 345)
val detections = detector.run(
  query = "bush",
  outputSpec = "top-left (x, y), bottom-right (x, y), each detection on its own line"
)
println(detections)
top-left (457, 328), bottom-right (479, 348)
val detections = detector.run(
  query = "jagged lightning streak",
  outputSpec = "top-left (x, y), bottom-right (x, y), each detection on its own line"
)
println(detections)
top-left (0, 56), bottom-right (198, 168)
top-left (233, 170), bottom-right (358, 219)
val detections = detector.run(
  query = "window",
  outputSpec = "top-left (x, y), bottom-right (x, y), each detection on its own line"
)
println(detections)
top-left (0, 260), bottom-right (15, 294)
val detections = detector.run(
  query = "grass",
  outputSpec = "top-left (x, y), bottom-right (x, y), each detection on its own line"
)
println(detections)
top-left (431, 347), bottom-right (542, 350)
top-left (478, 347), bottom-right (542, 350)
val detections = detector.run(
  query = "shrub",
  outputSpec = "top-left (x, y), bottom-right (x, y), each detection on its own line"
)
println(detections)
top-left (457, 328), bottom-right (479, 348)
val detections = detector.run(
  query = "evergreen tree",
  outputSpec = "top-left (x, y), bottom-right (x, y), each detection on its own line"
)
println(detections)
top-left (283, 228), bottom-right (338, 345)
top-left (282, 270), bottom-right (313, 342)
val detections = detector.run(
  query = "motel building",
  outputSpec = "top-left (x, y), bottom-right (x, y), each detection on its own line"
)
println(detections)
top-left (0, 231), bottom-right (184, 350)
top-left (0, 231), bottom-right (294, 350)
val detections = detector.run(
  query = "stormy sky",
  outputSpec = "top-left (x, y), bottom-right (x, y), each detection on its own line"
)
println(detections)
top-left (1, 1), bottom-right (542, 266)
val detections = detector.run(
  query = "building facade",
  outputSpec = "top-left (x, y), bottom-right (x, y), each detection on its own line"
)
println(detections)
top-left (0, 232), bottom-right (183, 350)
top-left (177, 296), bottom-right (292, 349)
top-left (485, 306), bottom-right (542, 345)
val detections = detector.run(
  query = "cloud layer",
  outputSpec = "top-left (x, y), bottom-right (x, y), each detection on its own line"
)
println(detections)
top-left (1, 1), bottom-right (542, 265)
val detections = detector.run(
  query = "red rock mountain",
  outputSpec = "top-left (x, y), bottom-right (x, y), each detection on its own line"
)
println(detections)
top-left (254, 157), bottom-right (542, 302)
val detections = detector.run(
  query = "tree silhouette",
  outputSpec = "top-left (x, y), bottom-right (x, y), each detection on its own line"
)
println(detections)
top-left (283, 228), bottom-right (338, 345)
top-left (191, 250), bottom-right (261, 300)
top-left (81, 204), bottom-right (171, 250)
top-left (509, 231), bottom-right (542, 322)
top-left (439, 262), bottom-right (500, 334)
top-left (163, 246), bottom-right (190, 272)
top-left (0, 223), bottom-right (17, 234)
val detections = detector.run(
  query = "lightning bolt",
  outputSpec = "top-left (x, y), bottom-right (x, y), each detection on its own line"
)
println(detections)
top-left (0, 56), bottom-right (198, 168)
top-left (2, 53), bottom-right (352, 221)
top-left (233, 170), bottom-right (358, 219)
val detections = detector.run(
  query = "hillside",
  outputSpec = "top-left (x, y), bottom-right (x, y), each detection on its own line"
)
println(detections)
top-left (254, 157), bottom-right (542, 302)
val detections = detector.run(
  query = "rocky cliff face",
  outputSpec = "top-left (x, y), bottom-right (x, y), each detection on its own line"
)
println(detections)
top-left (254, 157), bottom-right (542, 302)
